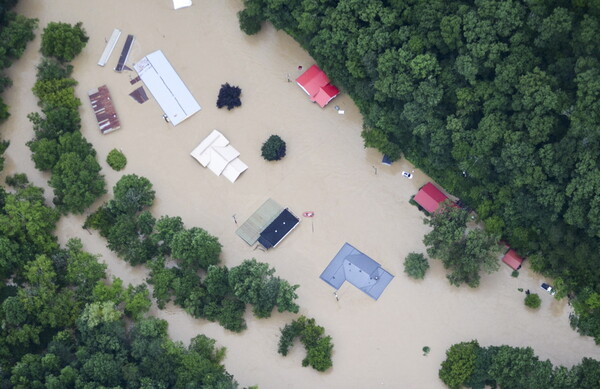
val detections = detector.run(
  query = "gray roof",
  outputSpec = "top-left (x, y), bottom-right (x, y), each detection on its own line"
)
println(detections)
top-left (320, 243), bottom-right (394, 300)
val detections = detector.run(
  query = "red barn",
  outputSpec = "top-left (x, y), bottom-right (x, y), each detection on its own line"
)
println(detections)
top-left (502, 249), bottom-right (523, 270)
top-left (296, 65), bottom-right (340, 108)
top-left (414, 182), bottom-right (449, 214)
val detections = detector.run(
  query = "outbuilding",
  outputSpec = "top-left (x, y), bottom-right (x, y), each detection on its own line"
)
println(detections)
top-left (414, 182), bottom-right (450, 214)
top-left (502, 249), bottom-right (523, 270)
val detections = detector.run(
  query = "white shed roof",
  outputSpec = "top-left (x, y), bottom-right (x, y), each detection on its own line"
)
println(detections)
top-left (134, 50), bottom-right (201, 126)
top-left (173, 0), bottom-right (192, 10)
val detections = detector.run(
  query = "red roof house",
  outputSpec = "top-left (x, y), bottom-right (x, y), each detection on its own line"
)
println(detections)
top-left (502, 249), bottom-right (523, 270)
top-left (296, 65), bottom-right (340, 108)
top-left (414, 182), bottom-right (449, 213)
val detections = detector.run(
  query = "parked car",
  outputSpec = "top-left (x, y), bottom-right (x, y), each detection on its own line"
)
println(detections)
top-left (402, 171), bottom-right (413, 179)
top-left (541, 283), bottom-right (556, 296)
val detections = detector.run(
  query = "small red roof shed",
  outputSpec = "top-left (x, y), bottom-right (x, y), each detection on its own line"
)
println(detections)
top-left (502, 249), bottom-right (523, 270)
top-left (414, 182), bottom-right (449, 213)
top-left (296, 65), bottom-right (340, 108)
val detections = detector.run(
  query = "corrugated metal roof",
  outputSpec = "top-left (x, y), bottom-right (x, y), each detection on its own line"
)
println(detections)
top-left (235, 199), bottom-right (284, 246)
top-left (134, 50), bottom-right (201, 126)
top-left (414, 182), bottom-right (449, 213)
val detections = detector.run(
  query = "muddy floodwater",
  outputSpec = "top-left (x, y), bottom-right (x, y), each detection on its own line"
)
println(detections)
top-left (2, 1), bottom-right (599, 388)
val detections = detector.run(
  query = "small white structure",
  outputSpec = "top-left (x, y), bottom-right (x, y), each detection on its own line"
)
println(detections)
top-left (98, 29), bottom-right (121, 67)
top-left (173, 0), bottom-right (192, 9)
top-left (190, 130), bottom-right (248, 183)
top-left (134, 50), bottom-right (201, 126)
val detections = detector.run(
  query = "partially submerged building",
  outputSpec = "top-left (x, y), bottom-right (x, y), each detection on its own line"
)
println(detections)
top-left (134, 50), bottom-right (201, 126)
top-left (296, 65), bottom-right (340, 108)
top-left (320, 243), bottom-right (394, 300)
top-left (502, 249), bottom-right (524, 270)
top-left (190, 129), bottom-right (247, 183)
top-left (414, 182), bottom-right (451, 214)
top-left (236, 199), bottom-right (300, 249)
top-left (88, 85), bottom-right (120, 134)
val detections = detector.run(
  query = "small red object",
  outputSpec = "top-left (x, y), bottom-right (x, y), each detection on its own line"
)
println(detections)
top-left (302, 211), bottom-right (314, 217)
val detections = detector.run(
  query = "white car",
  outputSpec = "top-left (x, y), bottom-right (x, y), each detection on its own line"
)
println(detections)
top-left (541, 283), bottom-right (556, 296)
top-left (402, 171), bottom-right (413, 179)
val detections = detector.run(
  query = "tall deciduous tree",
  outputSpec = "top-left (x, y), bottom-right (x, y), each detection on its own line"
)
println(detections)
top-left (40, 22), bottom-right (88, 62)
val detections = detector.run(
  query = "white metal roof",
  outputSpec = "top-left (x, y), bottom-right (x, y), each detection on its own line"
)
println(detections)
top-left (190, 129), bottom-right (248, 183)
top-left (173, 0), bottom-right (192, 10)
top-left (98, 29), bottom-right (121, 66)
top-left (134, 50), bottom-right (201, 126)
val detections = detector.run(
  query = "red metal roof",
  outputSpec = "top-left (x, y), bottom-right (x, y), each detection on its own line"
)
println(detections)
top-left (502, 249), bottom-right (523, 270)
top-left (295, 65), bottom-right (339, 107)
top-left (414, 182), bottom-right (449, 213)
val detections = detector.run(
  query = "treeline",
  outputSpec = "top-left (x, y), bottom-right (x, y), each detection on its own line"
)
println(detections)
top-left (238, 0), bottom-right (600, 342)
top-left (439, 340), bottom-right (600, 389)
top-left (27, 22), bottom-right (105, 214)
top-left (0, 176), bottom-right (239, 388)
top-left (86, 174), bottom-right (301, 332)
top-left (0, 0), bottom-right (37, 170)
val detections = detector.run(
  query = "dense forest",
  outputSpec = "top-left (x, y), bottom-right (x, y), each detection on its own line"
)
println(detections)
top-left (439, 340), bottom-right (600, 389)
top-left (238, 0), bottom-right (600, 342)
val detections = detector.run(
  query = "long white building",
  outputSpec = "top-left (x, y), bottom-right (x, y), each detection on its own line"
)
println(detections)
top-left (134, 50), bottom-right (201, 126)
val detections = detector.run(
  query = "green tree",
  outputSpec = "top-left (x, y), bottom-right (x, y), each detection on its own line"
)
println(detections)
top-left (40, 22), bottom-right (88, 62)
top-left (403, 252), bottom-right (429, 279)
top-left (424, 204), bottom-right (500, 287)
top-left (65, 238), bottom-right (107, 299)
top-left (439, 340), bottom-right (479, 389)
top-left (48, 152), bottom-right (106, 214)
top-left (278, 316), bottom-right (333, 372)
top-left (106, 148), bottom-right (127, 171)
top-left (112, 174), bottom-right (155, 215)
top-left (525, 293), bottom-right (542, 309)
top-left (488, 345), bottom-right (542, 389)
top-left (171, 227), bottom-right (222, 271)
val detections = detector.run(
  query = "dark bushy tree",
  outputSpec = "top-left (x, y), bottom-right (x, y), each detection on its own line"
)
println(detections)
top-left (216, 83), bottom-right (242, 110)
top-left (261, 134), bottom-right (286, 161)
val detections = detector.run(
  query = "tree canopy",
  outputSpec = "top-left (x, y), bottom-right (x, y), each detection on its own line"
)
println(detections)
top-left (423, 204), bottom-right (500, 288)
top-left (440, 341), bottom-right (600, 389)
top-left (40, 22), bottom-right (88, 62)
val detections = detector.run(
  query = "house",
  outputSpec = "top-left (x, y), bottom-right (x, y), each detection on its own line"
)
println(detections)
top-left (295, 65), bottom-right (340, 108)
top-left (502, 249), bottom-right (523, 270)
top-left (235, 199), bottom-right (300, 249)
top-left (257, 209), bottom-right (300, 249)
top-left (414, 182), bottom-right (450, 213)
top-left (190, 129), bottom-right (248, 183)
top-left (320, 243), bottom-right (394, 300)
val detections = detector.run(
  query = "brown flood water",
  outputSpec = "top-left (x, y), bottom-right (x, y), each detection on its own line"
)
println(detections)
top-left (2, 1), bottom-right (599, 388)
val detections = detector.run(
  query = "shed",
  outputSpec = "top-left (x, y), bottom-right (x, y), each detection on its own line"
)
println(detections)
top-left (296, 65), bottom-right (340, 108)
top-left (414, 182), bottom-right (449, 214)
top-left (502, 249), bottom-right (523, 270)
